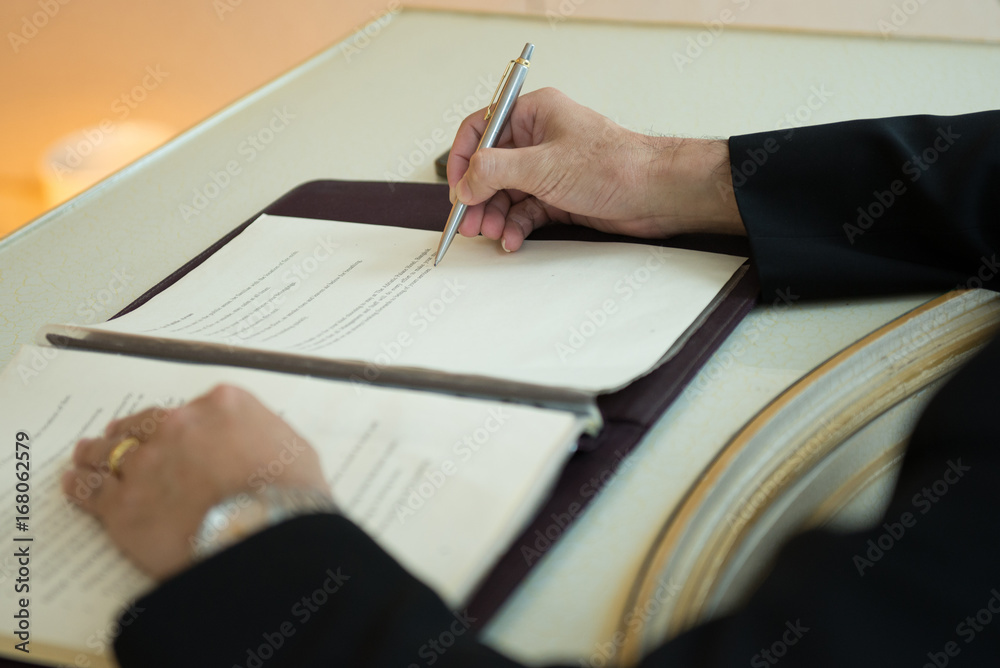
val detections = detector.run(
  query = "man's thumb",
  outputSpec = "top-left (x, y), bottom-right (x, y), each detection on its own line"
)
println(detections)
top-left (456, 146), bottom-right (542, 206)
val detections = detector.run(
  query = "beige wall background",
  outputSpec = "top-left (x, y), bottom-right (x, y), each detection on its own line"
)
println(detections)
top-left (2, 0), bottom-right (998, 237)
top-left (409, 0), bottom-right (1000, 41)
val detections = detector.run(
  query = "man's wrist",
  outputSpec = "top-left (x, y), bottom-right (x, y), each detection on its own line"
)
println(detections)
top-left (646, 136), bottom-right (745, 236)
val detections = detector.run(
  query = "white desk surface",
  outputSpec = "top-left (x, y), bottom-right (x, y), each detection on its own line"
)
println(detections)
top-left (2, 10), bottom-right (999, 665)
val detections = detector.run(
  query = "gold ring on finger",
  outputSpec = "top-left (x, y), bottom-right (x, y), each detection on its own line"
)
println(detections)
top-left (108, 437), bottom-right (141, 477)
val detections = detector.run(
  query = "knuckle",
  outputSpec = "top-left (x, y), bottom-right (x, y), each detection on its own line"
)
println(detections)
top-left (537, 87), bottom-right (567, 107)
top-left (65, 472), bottom-right (91, 500)
top-left (467, 151), bottom-right (485, 175)
top-left (469, 151), bottom-right (496, 184)
top-left (458, 112), bottom-right (477, 132)
top-left (507, 207), bottom-right (533, 231)
top-left (524, 197), bottom-right (545, 218)
top-left (112, 490), bottom-right (144, 524)
top-left (207, 383), bottom-right (246, 409)
top-left (150, 407), bottom-right (186, 444)
top-left (117, 484), bottom-right (140, 507)
top-left (159, 406), bottom-right (183, 430)
top-left (134, 443), bottom-right (163, 469)
top-left (134, 414), bottom-right (163, 439)
top-left (72, 439), bottom-right (91, 465)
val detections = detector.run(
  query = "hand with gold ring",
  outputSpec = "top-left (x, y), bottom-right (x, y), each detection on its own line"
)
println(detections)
top-left (61, 385), bottom-right (330, 581)
top-left (107, 436), bottom-right (141, 477)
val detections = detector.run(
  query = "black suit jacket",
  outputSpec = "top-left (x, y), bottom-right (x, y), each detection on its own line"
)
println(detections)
top-left (115, 112), bottom-right (1000, 667)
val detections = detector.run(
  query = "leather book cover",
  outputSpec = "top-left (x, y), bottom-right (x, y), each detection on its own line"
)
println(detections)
top-left (114, 180), bottom-right (760, 627)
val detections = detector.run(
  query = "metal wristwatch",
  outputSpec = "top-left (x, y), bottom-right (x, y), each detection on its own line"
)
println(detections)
top-left (191, 486), bottom-right (337, 561)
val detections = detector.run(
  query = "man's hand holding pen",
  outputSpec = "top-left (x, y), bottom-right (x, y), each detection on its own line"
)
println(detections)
top-left (445, 88), bottom-right (747, 256)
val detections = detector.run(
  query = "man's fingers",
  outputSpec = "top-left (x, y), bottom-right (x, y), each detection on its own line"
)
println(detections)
top-left (447, 105), bottom-right (518, 187)
top-left (75, 407), bottom-right (160, 469)
top-left (62, 468), bottom-right (95, 504)
top-left (457, 201), bottom-right (488, 238)
top-left (61, 466), bottom-right (121, 515)
top-left (481, 190), bottom-right (513, 240)
top-left (455, 145), bottom-right (542, 207)
top-left (447, 110), bottom-right (487, 187)
top-left (502, 196), bottom-right (551, 252)
top-left (73, 434), bottom-right (139, 471)
top-left (103, 406), bottom-right (173, 443)
top-left (73, 437), bottom-right (108, 468)
top-left (455, 191), bottom-right (554, 251)
top-left (70, 403), bottom-right (175, 494)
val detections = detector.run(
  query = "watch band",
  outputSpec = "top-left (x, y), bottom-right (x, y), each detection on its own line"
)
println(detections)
top-left (191, 486), bottom-right (337, 561)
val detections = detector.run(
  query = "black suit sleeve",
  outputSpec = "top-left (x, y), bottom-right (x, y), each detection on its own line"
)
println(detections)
top-left (115, 112), bottom-right (1000, 667)
top-left (114, 513), bottom-right (524, 668)
top-left (729, 110), bottom-right (1000, 300)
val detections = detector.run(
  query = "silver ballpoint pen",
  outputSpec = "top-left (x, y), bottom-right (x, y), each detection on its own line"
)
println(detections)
top-left (434, 43), bottom-right (534, 266)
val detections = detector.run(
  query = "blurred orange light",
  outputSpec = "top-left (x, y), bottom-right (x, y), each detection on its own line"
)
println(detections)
top-left (37, 120), bottom-right (175, 207)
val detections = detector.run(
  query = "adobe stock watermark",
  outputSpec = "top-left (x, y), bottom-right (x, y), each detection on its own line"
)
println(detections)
top-left (580, 578), bottom-right (682, 667)
top-left (17, 267), bottom-right (136, 385)
top-left (212, 0), bottom-right (241, 20)
top-left (211, 0), bottom-right (281, 21)
top-left (211, 235), bottom-right (342, 349)
top-left (842, 126), bottom-right (960, 244)
top-left (70, 601), bottom-right (144, 668)
top-left (877, 0), bottom-right (934, 38)
top-left (690, 286), bottom-right (800, 399)
top-left (62, 398), bottom-right (181, 505)
top-left (727, 130), bottom-right (786, 191)
top-left (341, 0), bottom-right (402, 61)
top-left (725, 85), bottom-right (834, 195)
top-left (853, 458), bottom-right (970, 576)
top-left (521, 448), bottom-right (636, 567)
top-left (384, 74), bottom-right (499, 188)
top-left (750, 619), bottom-right (810, 667)
top-left (673, 0), bottom-right (752, 72)
top-left (8, 0), bottom-right (72, 53)
top-left (188, 436), bottom-right (318, 557)
top-left (348, 274), bottom-right (467, 393)
top-left (546, 0), bottom-right (587, 29)
top-left (555, 245), bottom-right (675, 363)
top-left (179, 106), bottom-right (295, 220)
top-left (406, 610), bottom-right (477, 668)
top-left (46, 66), bottom-right (169, 181)
top-left (773, 85), bottom-right (834, 135)
top-left (393, 407), bottom-right (511, 524)
top-left (922, 587), bottom-right (1000, 668)
top-left (229, 567), bottom-right (350, 668)
top-left (247, 438), bottom-right (310, 493)
top-left (877, 302), bottom-right (954, 371)
top-left (954, 254), bottom-right (1000, 292)
top-left (724, 413), bottom-right (835, 529)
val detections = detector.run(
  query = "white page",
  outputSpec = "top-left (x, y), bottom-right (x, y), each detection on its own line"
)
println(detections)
top-left (0, 346), bottom-right (583, 665)
top-left (88, 215), bottom-right (746, 392)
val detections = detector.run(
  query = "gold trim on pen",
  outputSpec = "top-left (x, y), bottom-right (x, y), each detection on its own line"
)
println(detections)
top-left (485, 61), bottom-right (514, 121)
top-left (485, 57), bottom-right (530, 121)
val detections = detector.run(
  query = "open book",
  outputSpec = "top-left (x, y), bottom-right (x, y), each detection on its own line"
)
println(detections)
top-left (1, 193), bottom-right (747, 666)
top-left (42, 214), bottom-right (747, 422)
top-left (0, 346), bottom-right (588, 667)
